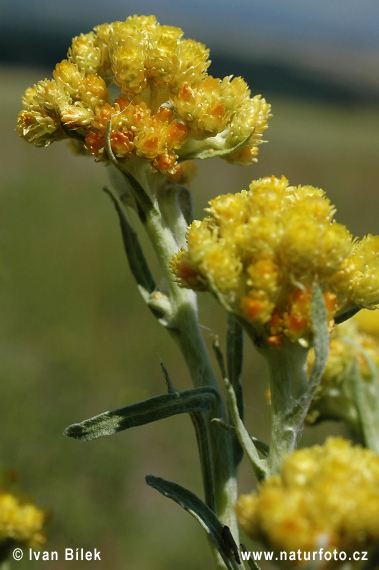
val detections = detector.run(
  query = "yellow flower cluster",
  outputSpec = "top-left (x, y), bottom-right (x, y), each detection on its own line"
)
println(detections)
top-left (236, 437), bottom-right (379, 558)
top-left (306, 311), bottom-right (379, 425)
top-left (0, 490), bottom-right (47, 549)
top-left (170, 175), bottom-right (379, 346)
top-left (17, 15), bottom-right (271, 176)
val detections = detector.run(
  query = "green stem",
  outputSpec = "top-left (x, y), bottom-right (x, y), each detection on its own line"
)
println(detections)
top-left (149, 219), bottom-right (239, 567)
top-left (169, 304), bottom-right (238, 569)
top-left (259, 343), bottom-right (309, 476)
top-left (240, 285), bottom-right (328, 477)
top-left (113, 163), bottom-right (239, 568)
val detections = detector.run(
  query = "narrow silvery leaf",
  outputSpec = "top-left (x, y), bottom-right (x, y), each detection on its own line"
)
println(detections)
top-left (290, 284), bottom-right (329, 426)
top-left (160, 362), bottom-right (215, 511)
top-left (108, 165), bottom-right (135, 209)
top-left (335, 306), bottom-right (361, 325)
top-left (226, 314), bottom-right (245, 465)
top-left (146, 475), bottom-right (241, 570)
top-left (224, 377), bottom-right (269, 481)
top-left (104, 188), bottom-right (156, 304)
top-left (189, 410), bottom-right (216, 512)
top-left (120, 168), bottom-right (157, 219)
top-left (226, 314), bottom-right (244, 419)
top-left (175, 184), bottom-right (194, 226)
top-left (64, 386), bottom-right (219, 441)
top-left (213, 340), bottom-right (268, 479)
top-left (212, 419), bottom-right (270, 457)
top-left (183, 131), bottom-right (254, 161)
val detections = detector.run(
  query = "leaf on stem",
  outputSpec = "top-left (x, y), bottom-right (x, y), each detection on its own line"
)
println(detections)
top-left (175, 184), bottom-right (194, 226)
top-left (226, 314), bottom-right (245, 465)
top-left (226, 315), bottom-right (244, 421)
top-left (160, 362), bottom-right (216, 511)
top-left (189, 409), bottom-right (216, 512)
top-left (182, 131), bottom-right (255, 161)
top-left (335, 306), bottom-right (361, 325)
top-left (64, 386), bottom-right (220, 441)
top-left (213, 340), bottom-right (269, 480)
top-left (290, 284), bottom-right (329, 425)
top-left (145, 475), bottom-right (241, 570)
top-left (212, 419), bottom-right (269, 457)
top-left (224, 376), bottom-right (269, 481)
top-left (103, 187), bottom-right (156, 305)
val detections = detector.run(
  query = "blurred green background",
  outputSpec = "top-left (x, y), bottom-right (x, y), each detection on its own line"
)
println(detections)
top-left (1, 2), bottom-right (379, 568)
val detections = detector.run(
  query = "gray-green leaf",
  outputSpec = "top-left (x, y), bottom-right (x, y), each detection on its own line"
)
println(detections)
top-left (64, 387), bottom-right (219, 441)
top-left (146, 475), bottom-right (241, 570)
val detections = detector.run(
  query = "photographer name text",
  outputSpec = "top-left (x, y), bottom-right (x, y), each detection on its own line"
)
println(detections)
top-left (14, 548), bottom-right (101, 562)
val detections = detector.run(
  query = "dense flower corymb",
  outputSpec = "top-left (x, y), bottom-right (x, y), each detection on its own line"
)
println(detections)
top-left (236, 437), bottom-right (379, 560)
top-left (170, 175), bottom-right (379, 345)
top-left (16, 15), bottom-right (271, 176)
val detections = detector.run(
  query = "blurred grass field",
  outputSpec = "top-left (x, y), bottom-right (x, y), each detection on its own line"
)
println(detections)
top-left (1, 64), bottom-right (379, 569)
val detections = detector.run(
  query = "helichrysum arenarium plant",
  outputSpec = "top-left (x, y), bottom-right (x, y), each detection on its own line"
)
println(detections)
top-left (16, 14), bottom-right (379, 569)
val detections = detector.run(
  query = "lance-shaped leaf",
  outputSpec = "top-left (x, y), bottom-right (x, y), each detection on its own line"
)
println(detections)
top-left (182, 131), bottom-right (255, 161)
top-left (290, 284), bottom-right (329, 424)
top-left (175, 184), bottom-right (194, 226)
top-left (213, 339), bottom-right (268, 481)
top-left (104, 188), bottom-right (156, 305)
top-left (226, 315), bottom-right (244, 418)
top-left (212, 419), bottom-right (269, 457)
top-left (224, 376), bottom-right (269, 481)
top-left (226, 314), bottom-right (245, 466)
top-left (146, 475), bottom-right (241, 570)
top-left (335, 305), bottom-right (361, 325)
top-left (64, 386), bottom-right (220, 441)
top-left (161, 363), bottom-right (216, 511)
top-left (189, 409), bottom-right (216, 512)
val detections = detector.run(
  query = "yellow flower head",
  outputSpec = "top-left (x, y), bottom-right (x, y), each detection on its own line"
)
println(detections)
top-left (17, 15), bottom-right (271, 176)
top-left (170, 176), bottom-right (379, 346)
top-left (0, 473), bottom-right (48, 552)
top-left (236, 437), bottom-right (379, 559)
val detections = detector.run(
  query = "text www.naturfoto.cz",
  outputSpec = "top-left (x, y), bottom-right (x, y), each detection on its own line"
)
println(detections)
top-left (240, 548), bottom-right (368, 563)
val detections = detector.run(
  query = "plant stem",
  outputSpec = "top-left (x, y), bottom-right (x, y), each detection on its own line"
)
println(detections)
top-left (146, 207), bottom-right (239, 529)
top-left (117, 167), bottom-right (239, 568)
top-left (259, 343), bottom-right (309, 476)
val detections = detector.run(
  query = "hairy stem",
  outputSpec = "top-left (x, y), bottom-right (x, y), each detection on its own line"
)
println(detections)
top-left (259, 344), bottom-right (309, 476)
top-left (145, 204), bottom-right (239, 532)
top-left (114, 165), bottom-right (239, 568)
